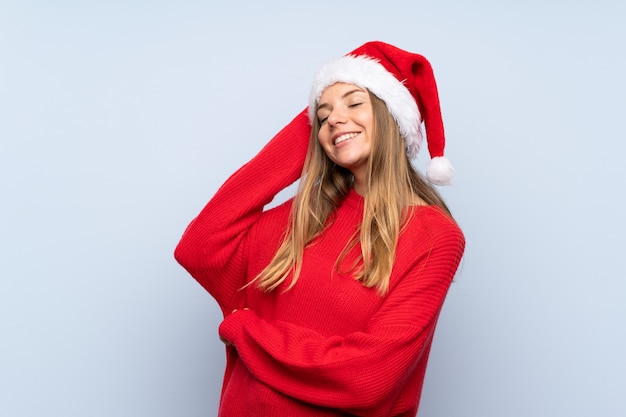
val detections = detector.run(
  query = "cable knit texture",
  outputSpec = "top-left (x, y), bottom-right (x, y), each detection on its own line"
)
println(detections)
top-left (174, 109), bottom-right (465, 417)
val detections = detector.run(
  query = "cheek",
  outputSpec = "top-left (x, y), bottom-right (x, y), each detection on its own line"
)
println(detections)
top-left (316, 131), bottom-right (335, 159)
top-left (358, 112), bottom-right (374, 131)
top-left (317, 129), bottom-right (330, 148)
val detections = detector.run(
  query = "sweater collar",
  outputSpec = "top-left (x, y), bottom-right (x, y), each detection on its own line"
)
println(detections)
top-left (341, 187), bottom-right (365, 211)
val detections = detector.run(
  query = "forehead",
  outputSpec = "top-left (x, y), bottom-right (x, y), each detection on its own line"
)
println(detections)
top-left (318, 82), bottom-right (368, 102)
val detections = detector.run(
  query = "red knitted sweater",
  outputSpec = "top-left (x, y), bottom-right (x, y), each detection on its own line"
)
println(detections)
top-left (174, 110), bottom-right (465, 416)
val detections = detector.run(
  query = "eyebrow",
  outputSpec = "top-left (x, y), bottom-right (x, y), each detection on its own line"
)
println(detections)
top-left (316, 89), bottom-right (366, 112)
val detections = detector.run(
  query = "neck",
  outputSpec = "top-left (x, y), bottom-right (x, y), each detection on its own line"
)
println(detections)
top-left (353, 174), bottom-right (366, 196)
top-left (351, 167), bottom-right (367, 196)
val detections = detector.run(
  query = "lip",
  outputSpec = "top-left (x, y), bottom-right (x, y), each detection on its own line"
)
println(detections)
top-left (332, 131), bottom-right (361, 146)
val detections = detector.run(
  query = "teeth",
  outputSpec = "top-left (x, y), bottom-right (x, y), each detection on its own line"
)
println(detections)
top-left (335, 132), bottom-right (358, 145)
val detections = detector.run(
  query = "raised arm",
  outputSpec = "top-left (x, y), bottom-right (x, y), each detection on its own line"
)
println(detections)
top-left (174, 109), bottom-right (310, 312)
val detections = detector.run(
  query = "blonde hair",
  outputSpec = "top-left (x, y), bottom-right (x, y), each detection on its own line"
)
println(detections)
top-left (253, 92), bottom-right (451, 294)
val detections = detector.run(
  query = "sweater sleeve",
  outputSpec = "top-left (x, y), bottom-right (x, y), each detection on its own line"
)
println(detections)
top-left (174, 109), bottom-right (310, 313)
top-left (218, 222), bottom-right (465, 416)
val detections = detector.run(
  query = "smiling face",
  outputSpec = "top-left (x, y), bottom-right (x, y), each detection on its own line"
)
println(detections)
top-left (316, 83), bottom-right (374, 192)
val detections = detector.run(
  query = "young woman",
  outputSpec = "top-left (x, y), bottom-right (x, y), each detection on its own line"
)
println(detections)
top-left (175, 41), bottom-right (465, 417)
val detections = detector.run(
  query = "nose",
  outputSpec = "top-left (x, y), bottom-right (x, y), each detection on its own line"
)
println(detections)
top-left (327, 108), bottom-right (347, 127)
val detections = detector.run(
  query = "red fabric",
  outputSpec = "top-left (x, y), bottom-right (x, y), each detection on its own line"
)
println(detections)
top-left (174, 109), bottom-right (465, 416)
top-left (347, 41), bottom-right (447, 160)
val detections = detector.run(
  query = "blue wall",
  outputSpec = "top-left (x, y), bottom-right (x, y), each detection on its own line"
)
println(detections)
top-left (1, 1), bottom-right (625, 416)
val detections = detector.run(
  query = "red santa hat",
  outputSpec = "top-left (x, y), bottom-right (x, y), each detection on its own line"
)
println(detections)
top-left (308, 41), bottom-right (454, 185)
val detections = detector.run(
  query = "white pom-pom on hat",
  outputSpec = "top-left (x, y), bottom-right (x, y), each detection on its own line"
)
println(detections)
top-left (426, 156), bottom-right (454, 185)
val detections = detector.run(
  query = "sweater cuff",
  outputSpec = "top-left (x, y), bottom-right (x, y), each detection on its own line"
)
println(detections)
top-left (218, 309), bottom-right (258, 346)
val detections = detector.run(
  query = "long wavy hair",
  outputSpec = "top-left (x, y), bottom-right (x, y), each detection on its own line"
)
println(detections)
top-left (253, 91), bottom-right (451, 294)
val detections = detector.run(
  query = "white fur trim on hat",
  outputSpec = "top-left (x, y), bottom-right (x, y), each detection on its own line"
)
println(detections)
top-left (308, 55), bottom-right (423, 159)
